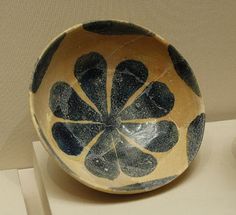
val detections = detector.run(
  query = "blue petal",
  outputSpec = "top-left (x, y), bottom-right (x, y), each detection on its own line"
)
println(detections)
top-left (85, 129), bottom-right (157, 179)
top-left (114, 131), bottom-right (157, 177)
top-left (111, 60), bottom-right (148, 116)
top-left (120, 121), bottom-right (178, 152)
top-left (168, 45), bottom-right (201, 96)
top-left (74, 52), bottom-right (108, 117)
top-left (120, 81), bottom-right (175, 120)
top-left (187, 113), bottom-right (205, 162)
top-left (83, 20), bottom-right (153, 36)
top-left (85, 130), bottom-right (120, 180)
top-left (52, 122), bottom-right (104, 156)
top-left (111, 175), bottom-right (177, 192)
top-left (49, 82), bottom-right (101, 121)
top-left (31, 33), bottom-right (65, 93)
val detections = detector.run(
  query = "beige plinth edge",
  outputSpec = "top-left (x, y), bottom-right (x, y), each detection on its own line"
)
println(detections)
top-left (33, 120), bottom-right (236, 215)
top-left (0, 169), bottom-right (27, 215)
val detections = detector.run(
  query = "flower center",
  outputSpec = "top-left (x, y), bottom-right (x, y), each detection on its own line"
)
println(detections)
top-left (103, 115), bottom-right (121, 131)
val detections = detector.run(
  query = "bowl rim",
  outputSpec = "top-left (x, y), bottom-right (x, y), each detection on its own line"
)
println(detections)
top-left (29, 19), bottom-right (197, 194)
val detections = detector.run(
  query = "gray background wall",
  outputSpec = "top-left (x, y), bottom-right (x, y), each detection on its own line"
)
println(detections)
top-left (0, 0), bottom-right (235, 169)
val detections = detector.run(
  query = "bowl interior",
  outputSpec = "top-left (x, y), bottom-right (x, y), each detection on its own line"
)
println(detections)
top-left (30, 21), bottom-right (205, 194)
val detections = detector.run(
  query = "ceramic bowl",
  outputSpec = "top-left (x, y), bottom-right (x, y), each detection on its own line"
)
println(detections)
top-left (29, 20), bottom-right (205, 194)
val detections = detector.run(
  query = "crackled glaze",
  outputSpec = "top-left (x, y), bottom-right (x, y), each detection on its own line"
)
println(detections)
top-left (30, 20), bottom-right (205, 194)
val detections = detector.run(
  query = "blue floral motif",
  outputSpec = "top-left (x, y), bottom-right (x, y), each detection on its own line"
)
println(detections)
top-left (50, 52), bottom-right (178, 180)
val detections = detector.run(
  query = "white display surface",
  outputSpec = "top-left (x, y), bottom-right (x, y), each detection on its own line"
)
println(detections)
top-left (18, 168), bottom-right (44, 215)
top-left (33, 120), bottom-right (236, 215)
top-left (0, 169), bottom-right (27, 215)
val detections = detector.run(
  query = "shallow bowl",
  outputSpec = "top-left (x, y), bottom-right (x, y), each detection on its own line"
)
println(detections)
top-left (30, 20), bottom-right (205, 194)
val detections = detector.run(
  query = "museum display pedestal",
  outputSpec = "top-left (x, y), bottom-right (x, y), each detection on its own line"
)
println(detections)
top-left (18, 168), bottom-right (45, 215)
top-left (32, 120), bottom-right (236, 215)
top-left (0, 169), bottom-right (27, 215)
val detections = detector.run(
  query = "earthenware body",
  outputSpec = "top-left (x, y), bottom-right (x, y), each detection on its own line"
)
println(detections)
top-left (30, 20), bottom-right (205, 194)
